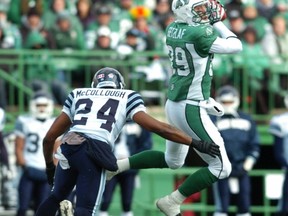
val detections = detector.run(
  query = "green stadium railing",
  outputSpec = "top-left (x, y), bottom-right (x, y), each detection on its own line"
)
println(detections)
top-left (0, 49), bottom-right (286, 138)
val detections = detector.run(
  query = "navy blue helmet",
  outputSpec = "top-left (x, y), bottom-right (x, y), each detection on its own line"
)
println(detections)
top-left (91, 67), bottom-right (126, 89)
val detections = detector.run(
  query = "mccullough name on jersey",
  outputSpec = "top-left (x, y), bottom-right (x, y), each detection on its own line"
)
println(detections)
top-left (75, 89), bottom-right (127, 98)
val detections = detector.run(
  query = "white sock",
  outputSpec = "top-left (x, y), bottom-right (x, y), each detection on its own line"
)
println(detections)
top-left (117, 158), bottom-right (130, 172)
top-left (121, 211), bottom-right (133, 216)
top-left (98, 211), bottom-right (109, 216)
top-left (170, 190), bottom-right (186, 204)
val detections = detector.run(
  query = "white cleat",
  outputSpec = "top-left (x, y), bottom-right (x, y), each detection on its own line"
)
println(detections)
top-left (60, 200), bottom-right (73, 216)
top-left (156, 195), bottom-right (181, 216)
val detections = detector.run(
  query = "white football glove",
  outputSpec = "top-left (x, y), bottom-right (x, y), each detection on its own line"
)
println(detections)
top-left (200, 97), bottom-right (224, 116)
top-left (209, 0), bottom-right (227, 25)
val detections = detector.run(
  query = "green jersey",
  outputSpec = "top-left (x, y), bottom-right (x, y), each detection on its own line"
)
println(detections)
top-left (166, 22), bottom-right (218, 101)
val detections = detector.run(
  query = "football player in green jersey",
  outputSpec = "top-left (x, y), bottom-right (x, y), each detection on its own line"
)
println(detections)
top-left (108, 0), bottom-right (242, 215)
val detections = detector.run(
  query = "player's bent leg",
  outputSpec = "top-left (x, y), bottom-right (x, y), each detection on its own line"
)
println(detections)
top-left (74, 207), bottom-right (93, 216)
top-left (165, 140), bottom-right (189, 169)
top-left (35, 194), bottom-right (61, 216)
top-left (206, 141), bottom-right (231, 180)
top-left (107, 150), bottom-right (169, 180)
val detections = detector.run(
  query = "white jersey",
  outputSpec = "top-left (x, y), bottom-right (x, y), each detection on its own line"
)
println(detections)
top-left (269, 112), bottom-right (288, 138)
top-left (62, 88), bottom-right (146, 149)
top-left (14, 115), bottom-right (56, 169)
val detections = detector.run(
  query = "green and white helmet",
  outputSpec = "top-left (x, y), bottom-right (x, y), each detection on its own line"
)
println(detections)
top-left (171, 0), bottom-right (211, 25)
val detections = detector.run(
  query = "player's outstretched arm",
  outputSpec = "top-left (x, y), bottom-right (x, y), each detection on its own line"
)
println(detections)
top-left (208, 0), bottom-right (242, 54)
top-left (43, 112), bottom-right (71, 185)
top-left (133, 111), bottom-right (220, 157)
top-left (43, 112), bottom-right (71, 164)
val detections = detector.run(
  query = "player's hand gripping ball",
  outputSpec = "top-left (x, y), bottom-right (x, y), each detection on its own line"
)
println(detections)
top-left (209, 0), bottom-right (227, 25)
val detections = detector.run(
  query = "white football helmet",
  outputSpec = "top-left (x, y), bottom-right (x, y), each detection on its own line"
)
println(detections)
top-left (216, 85), bottom-right (240, 115)
top-left (171, 0), bottom-right (211, 25)
top-left (30, 92), bottom-right (54, 120)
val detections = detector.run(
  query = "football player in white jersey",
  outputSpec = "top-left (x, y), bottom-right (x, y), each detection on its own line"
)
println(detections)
top-left (269, 94), bottom-right (288, 216)
top-left (15, 92), bottom-right (57, 216)
top-left (35, 67), bottom-right (220, 216)
top-left (107, 0), bottom-right (243, 215)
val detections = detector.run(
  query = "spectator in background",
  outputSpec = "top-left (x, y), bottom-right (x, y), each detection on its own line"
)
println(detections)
top-left (15, 92), bottom-right (59, 216)
top-left (116, 28), bottom-right (145, 88)
top-left (42, 0), bottom-right (83, 34)
top-left (152, 0), bottom-right (172, 28)
top-left (75, 0), bottom-right (95, 31)
top-left (50, 12), bottom-right (85, 50)
top-left (129, 5), bottom-right (156, 52)
top-left (227, 10), bottom-right (246, 40)
top-left (99, 122), bottom-right (153, 216)
top-left (261, 14), bottom-right (288, 106)
top-left (93, 25), bottom-right (114, 50)
top-left (89, 26), bottom-right (119, 74)
top-left (7, 0), bottom-right (48, 26)
top-left (256, 0), bottom-right (282, 23)
top-left (157, 11), bottom-right (175, 32)
top-left (117, 28), bottom-right (145, 55)
top-left (0, 22), bottom-right (17, 49)
top-left (112, 0), bottom-right (135, 39)
top-left (241, 25), bottom-right (270, 114)
top-left (276, 0), bottom-right (288, 24)
top-left (242, 4), bottom-right (272, 42)
top-left (0, 3), bottom-right (22, 109)
top-left (212, 85), bottom-right (260, 216)
top-left (262, 15), bottom-right (288, 65)
top-left (128, 5), bottom-right (167, 82)
top-left (85, 4), bottom-right (120, 49)
top-left (269, 94), bottom-right (288, 216)
top-left (0, 3), bottom-right (22, 49)
top-left (0, 13), bottom-right (17, 109)
top-left (92, 0), bottom-right (116, 5)
top-left (0, 107), bottom-right (9, 209)
top-left (225, 0), bottom-right (244, 19)
top-left (19, 7), bottom-right (55, 49)
top-left (23, 31), bottom-right (69, 105)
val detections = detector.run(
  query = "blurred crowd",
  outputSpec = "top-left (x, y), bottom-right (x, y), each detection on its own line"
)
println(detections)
top-left (0, 0), bottom-right (288, 112)
top-left (0, 0), bottom-right (169, 51)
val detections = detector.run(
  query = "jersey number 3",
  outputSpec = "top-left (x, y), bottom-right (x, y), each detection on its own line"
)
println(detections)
top-left (73, 98), bottom-right (119, 132)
